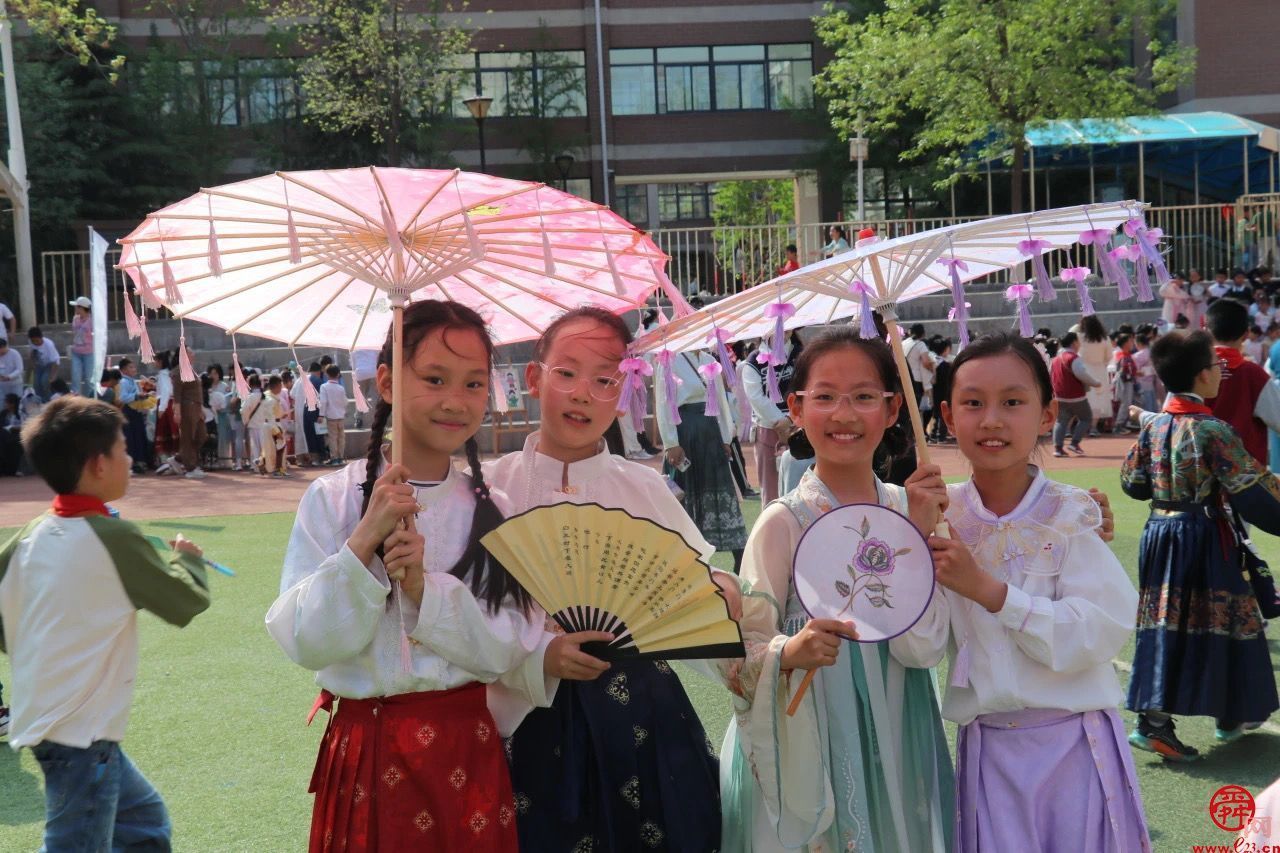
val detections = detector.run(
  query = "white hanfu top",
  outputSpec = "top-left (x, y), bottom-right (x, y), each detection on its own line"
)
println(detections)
top-left (891, 468), bottom-right (1136, 726)
top-left (266, 459), bottom-right (546, 704)
top-left (483, 432), bottom-right (719, 733)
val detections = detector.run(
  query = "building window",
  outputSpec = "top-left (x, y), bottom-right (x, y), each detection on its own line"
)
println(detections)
top-left (609, 44), bottom-right (811, 115)
top-left (453, 50), bottom-right (588, 118)
top-left (240, 59), bottom-right (301, 124)
top-left (615, 184), bottom-right (649, 226)
top-left (658, 182), bottom-right (715, 222)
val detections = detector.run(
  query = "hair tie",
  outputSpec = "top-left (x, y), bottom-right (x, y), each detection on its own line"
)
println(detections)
top-left (474, 486), bottom-right (491, 502)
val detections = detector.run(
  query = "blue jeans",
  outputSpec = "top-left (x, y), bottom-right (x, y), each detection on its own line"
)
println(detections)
top-left (31, 740), bottom-right (171, 852)
top-left (70, 352), bottom-right (94, 398)
top-left (33, 364), bottom-right (54, 400)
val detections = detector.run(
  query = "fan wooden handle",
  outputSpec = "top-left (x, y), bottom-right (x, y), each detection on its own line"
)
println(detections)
top-left (785, 669), bottom-right (817, 717)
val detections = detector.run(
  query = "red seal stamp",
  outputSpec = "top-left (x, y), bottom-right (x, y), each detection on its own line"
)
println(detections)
top-left (1209, 784), bottom-right (1255, 832)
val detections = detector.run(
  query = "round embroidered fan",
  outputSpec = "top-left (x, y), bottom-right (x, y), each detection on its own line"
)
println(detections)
top-left (792, 503), bottom-right (936, 642)
top-left (480, 503), bottom-right (745, 661)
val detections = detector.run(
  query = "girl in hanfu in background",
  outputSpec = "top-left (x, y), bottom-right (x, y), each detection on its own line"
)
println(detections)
top-left (486, 306), bottom-right (742, 853)
top-left (720, 326), bottom-right (955, 853)
top-left (267, 301), bottom-right (545, 852)
top-left (919, 333), bottom-right (1150, 852)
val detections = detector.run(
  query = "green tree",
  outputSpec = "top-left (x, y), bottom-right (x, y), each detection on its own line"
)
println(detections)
top-left (267, 0), bottom-right (472, 167)
top-left (815, 0), bottom-right (1195, 212)
top-left (6, 0), bottom-right (124, 79)
top-left (712, 179), bottom-right (794, 288)
top-left (500, 29), bottom-right (592, 186)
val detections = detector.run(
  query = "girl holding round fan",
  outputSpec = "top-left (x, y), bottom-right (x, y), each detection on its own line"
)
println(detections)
top-left (921, 333), bottom-right (1149, 852)
top-left (266, 300), bottom-right (544, 852)
top-left (721, 326), bottom-right (955, 852)
top-left (485, 306), bottom-right (742, 853)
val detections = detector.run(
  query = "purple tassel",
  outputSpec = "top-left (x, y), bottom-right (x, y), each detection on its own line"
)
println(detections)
top-left (698, 362), bottom-right (723, 418)
top-left (1106, 246), bottom-right (1134, 300)
top-left (763, 299), bottom-right (797, 357)
top-left (765, 351), bottom-right (785, 403)
top-left (617, 357), bottom-right (653, 433)
top-left (1132, 252), bottom-right (1154, 302)
top-left (947, 302), bottom-right (972, 349)
top-left (1005, 284), bottom-right (1036, 337)
top-left (654, 350), bottom-right (683, 426)
top-left (849, 279), bottom-right (879, 339)
top-left (707, 326), bottom-right (739, 391)
top-left (1060, 267), bottom-right (1095, 316)
top-left (1017, 238), bottom-right (1056, 302)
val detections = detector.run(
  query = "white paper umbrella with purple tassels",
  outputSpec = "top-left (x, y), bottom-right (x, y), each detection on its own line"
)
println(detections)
top-left (631, 200), bottom-right (1159, 467)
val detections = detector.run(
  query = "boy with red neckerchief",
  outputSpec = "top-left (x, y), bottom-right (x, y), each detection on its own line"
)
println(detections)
top-left (1122, 330), bottom-right (1280, 762)
top-left (0, 396), bottom-right (210, 851)
top-left (1205, 298), bottom-right (1280, 466)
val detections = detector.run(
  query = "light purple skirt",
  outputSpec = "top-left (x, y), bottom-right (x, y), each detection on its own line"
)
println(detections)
top-left (955, 708), bottom-right (1151, 853)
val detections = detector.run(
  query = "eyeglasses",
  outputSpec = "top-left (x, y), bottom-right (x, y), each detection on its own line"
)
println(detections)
top-left (537, 362), bottom-right (623, 401)
top-left (794, 389), bottom-right (896, 413)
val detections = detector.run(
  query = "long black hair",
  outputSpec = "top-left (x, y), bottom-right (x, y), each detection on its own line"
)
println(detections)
top-left (358, 299), bottom-right (530, 614)
top-left (533, 305), bottom-right (634, 456)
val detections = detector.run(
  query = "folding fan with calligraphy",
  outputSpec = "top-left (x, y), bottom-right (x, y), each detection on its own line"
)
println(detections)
top-left (480, 503), bottom-right (744, 660)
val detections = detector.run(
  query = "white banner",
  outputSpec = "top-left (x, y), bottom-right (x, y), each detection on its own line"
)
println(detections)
top-left (89, 227), bottom-right (109, 396)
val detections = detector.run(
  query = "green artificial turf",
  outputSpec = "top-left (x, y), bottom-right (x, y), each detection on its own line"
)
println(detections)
top-left (0, 468), bottom-right (1276, 851)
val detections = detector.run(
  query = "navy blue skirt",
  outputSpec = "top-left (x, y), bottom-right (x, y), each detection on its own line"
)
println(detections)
top-left (1126, 509), bottom-right (1279, 722)
top-left (506, 658), bottom-right (721, 852)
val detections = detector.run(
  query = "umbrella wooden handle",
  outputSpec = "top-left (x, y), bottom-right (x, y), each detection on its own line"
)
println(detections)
top-left (391, 299), bottom-right (405, 469)
top-left (786, 668), bottom-right (817, 717)
top-left (883, 319), bottom-right (932, 469)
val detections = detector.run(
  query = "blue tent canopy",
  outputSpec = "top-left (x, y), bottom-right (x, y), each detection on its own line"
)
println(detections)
top-left (1021, 111), bottom-right (1280, 201)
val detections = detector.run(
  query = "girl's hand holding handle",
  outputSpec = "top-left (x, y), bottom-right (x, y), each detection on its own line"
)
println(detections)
top-left (781, 618), bottom-right (859, 671)
top-left (349, 464), bottom-right (421, 568)
top-left (545, 631), bottom-right (615, 681)
top-left (383, 527), bottom-right (426, 605)
top-left (905, 463), bottom-right (949, 534)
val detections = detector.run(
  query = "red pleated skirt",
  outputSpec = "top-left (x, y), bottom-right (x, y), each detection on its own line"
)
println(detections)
top-left (307, 684), bottom-right (517, 853)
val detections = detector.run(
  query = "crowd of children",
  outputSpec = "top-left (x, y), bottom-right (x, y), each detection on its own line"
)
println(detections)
top-left (0, 319), bottom-right (371, 479)
top-left (1, 290), bottom-right (1278, 852)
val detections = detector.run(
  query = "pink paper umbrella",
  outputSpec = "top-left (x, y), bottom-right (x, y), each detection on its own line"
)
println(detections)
top-left (115, 168), bottom-right (674, 668)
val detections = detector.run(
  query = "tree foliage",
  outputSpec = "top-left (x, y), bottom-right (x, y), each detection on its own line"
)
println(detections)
top-left (267, 0), bottom-right (472, 167)
top-left (712, 179), bottom-right (795, 288)
top-left (501, 26), bottom-right (591, 185)
top-left (6, 0), bottom-right (124, 79)
top-left (815, 0), bottom-right (1196, 211)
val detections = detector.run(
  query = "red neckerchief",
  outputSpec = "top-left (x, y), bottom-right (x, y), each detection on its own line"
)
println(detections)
top-left (1163, 394), bottom-right (1213, 416)
top-left (51, 494), bottom-right (110, 518)
top-left (1215, 345), bottom-right (1245, 370)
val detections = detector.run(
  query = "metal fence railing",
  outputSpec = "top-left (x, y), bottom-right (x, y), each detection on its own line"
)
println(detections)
top-left (34, 202), bottom-right (1262, 326)
top-left (40, 250), bottom-right (172, 326)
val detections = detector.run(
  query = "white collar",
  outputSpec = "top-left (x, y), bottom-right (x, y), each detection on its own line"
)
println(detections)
top-left (961, 465), bottom-right (1047, 524)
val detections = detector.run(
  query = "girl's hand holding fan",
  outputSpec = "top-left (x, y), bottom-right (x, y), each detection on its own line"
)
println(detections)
top-left (545, 631), bottom-right (615, 681)
top-left (782, 619), bottom-right (860, 670)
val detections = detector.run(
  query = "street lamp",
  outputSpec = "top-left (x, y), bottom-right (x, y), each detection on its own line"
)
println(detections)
top-left (554, 153), bottom-right (575, 191)
top-left (849, 132), bottom-right (869, 223)
top-left (463, 94), bottom-right (493, 173)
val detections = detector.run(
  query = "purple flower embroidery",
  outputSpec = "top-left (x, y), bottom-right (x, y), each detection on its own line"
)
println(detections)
top-left (855, 538), bottom-right (895, 575)
top-left (835, 515), bottom-right (910, 613)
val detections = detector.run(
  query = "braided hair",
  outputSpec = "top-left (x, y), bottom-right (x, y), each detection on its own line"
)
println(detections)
top-left (358, 300), bottom-right (530, 614)
top-left (533, 306), bottom-right (634, 457)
